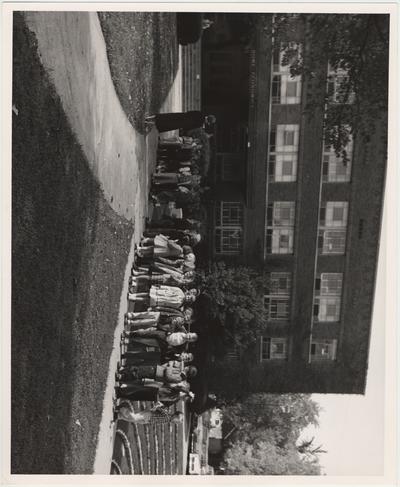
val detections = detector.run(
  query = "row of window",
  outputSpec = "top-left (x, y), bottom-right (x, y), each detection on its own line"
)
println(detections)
top-left (264, 272), bottom-right (343, 323)
top-left (260, 337), bottom-right (337, 361)
top-left (272, 44), bottom-right (354, 106)
top-left (225, 336), bottom-right (338, 362)
top-left (216, 124), bottom-right (353, 187)
top-left (265, 200), bottom-right (348, 255)
top-left (268, 124), bottom-right (353, 184)
top-left (214, 200), bottom-right (349, 256)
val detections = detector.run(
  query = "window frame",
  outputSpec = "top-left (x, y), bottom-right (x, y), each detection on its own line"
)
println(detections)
top-left (318, 202), bottom-right (349, 255)
top-left (260, 337), bottom-right (288, 361)
top-left (266, 202), bottom-right (296, 255)
top-left (310, 339), bottom-right (338, 361)
top-left (214, 202), bottom-right (244, 255)
top-left (268, 125), bottom-right (299, 182)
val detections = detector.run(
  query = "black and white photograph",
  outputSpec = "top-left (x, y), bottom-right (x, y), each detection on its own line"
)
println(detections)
top-left (1, 2), bottom-right (398, 482)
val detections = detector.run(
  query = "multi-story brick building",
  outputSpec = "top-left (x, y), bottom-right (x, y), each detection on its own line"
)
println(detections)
top-left (201, 13), bottom-right (387, 395)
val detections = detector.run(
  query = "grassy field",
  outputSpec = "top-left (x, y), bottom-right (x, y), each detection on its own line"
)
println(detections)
top-left (11, 14), bottom-right (134, 473)
top-left (98, 12), bottom-right (179, 134)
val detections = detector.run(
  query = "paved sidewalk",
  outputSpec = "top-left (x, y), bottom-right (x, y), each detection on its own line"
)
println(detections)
top-left (24, 11), bottom-right (147, 224)
top-left (93, 49), bottom-right (185, 474)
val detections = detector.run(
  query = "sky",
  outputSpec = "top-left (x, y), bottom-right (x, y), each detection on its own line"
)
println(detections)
top-left (302, 203), bottom-right (387, 476)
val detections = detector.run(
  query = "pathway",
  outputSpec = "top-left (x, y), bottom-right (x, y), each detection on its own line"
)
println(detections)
top-left (24, 11), bottom-right (147, 224)
top-left (22, 12), bottom-right (189, 473)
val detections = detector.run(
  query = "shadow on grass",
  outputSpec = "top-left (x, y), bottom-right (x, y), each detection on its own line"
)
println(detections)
top-left (12, 13), bottom-right (133, 473)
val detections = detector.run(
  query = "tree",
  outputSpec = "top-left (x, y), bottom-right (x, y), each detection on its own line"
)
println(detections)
top-left (297, 437), bottom-right (327, 457)
top-left (223, 434), bottom-right (321, 475)
top-left (221, 394), bottom-right (324, 475)
top-left (223, 393), bottom-right (320, 445)
top-left (197, 262), bottom-right (266, 350)
top-left (271, 13), bottom-right (389, 160)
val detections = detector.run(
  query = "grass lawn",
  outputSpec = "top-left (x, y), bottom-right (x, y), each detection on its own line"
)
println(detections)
top-left (98, 12), bottom-right (179, 134)
top-left (11, 13), bottom-right (134, 473)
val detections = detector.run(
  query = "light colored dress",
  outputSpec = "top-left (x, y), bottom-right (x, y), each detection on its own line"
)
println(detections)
top-left (149, 285), bottom-right (185, 308)
top-left (154, 234), bottom-right (183, 258)
top-left (166, 332), bottom-right (188, 347)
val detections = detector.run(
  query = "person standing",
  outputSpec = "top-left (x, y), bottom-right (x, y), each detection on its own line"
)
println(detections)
top-left (136, 234), bottom-right (183, 259)
top-left (116, 360), bottom-right (197, 384)
top-left (122, 329), bottom-right (198, 348)
top-left (127, 285), bottom-right (198, 309)
top-left (145, 111), bottom-right (216, 133)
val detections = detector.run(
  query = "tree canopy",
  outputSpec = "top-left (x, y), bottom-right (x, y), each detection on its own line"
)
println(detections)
top-left (221, 393), bottom-right (324, 475)
top-left (272, 13), bottom-right (389, 160)
top-left (197, 262), bottom-right (266, 350)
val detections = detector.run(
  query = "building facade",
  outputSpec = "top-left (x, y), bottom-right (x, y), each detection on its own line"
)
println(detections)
top-left (201, 14), bottom-right (387, 395)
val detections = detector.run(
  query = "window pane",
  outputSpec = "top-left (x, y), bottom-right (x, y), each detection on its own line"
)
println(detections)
top-left (260, 337), bottom-right (288, 360)
top-left (325, 202), bottom-right (348, 227)
top-left (283, 131), bottom-right (295, 146)
top-left (215, 202), bottom-right (244, 254)
top-left (282, 159), bottom-right (293, 176)
top-left (274, 124), bottom-right (299, 152)
top-left (320, 273), bottom-right (343, 295)
top-left (321, 229), bottom-right (347, 254)
top-left (264, 296), bottom-right (290, 320)
top-left (286, 81), bottom-right (298, 97)
top-left (266, 202), bottom-right (296, 254)
top-left (273, 154), bottom-right (297, 182)
top-left (332, 207), bottom-right (344, 221)
top-left (315, 296), bottom-right (341, 322)
top-left (310, 339), bottom-right (337, 361)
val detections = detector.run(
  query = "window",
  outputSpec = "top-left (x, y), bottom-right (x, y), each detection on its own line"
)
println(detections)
top-left (318, 229), bottom-right (347, 254)
top-left (264, 272), bottom-right (292, 321)
top-left (272, 42), bottom-right (301, 74)
top-left (260, 337), bottom-right (288, 361)
top-left (327, 65), bottom-right (355, 104)
top-left (310, 339), bottom-right (337, 361)
top-left (318, 202), bottom-right (349, 255)
top-left (215, 202), bottom-right (243, 254)
top-left (266, 202), bottom-right (296, 254)
top-left (320, 202), bottom-right (349, 227)
top-left (268, 125), bottom-right (299, 182)
top-left (322, 131), bottom-right (353, 182)
top-left (320, 273), bottom-right (343, 294)
top-left (272, 74), bottom-right (302, 104)
top-left (271, 43), bottom-right (302, 104)
top-left (314, 273), bottom-right (343, 322)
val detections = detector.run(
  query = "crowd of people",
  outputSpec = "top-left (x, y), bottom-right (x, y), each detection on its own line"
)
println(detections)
top-left (113, 115), bottom-right (212, 425)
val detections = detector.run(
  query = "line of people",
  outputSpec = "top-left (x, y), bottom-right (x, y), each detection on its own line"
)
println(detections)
top-left (113, 145), bottom-right (205, 425)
